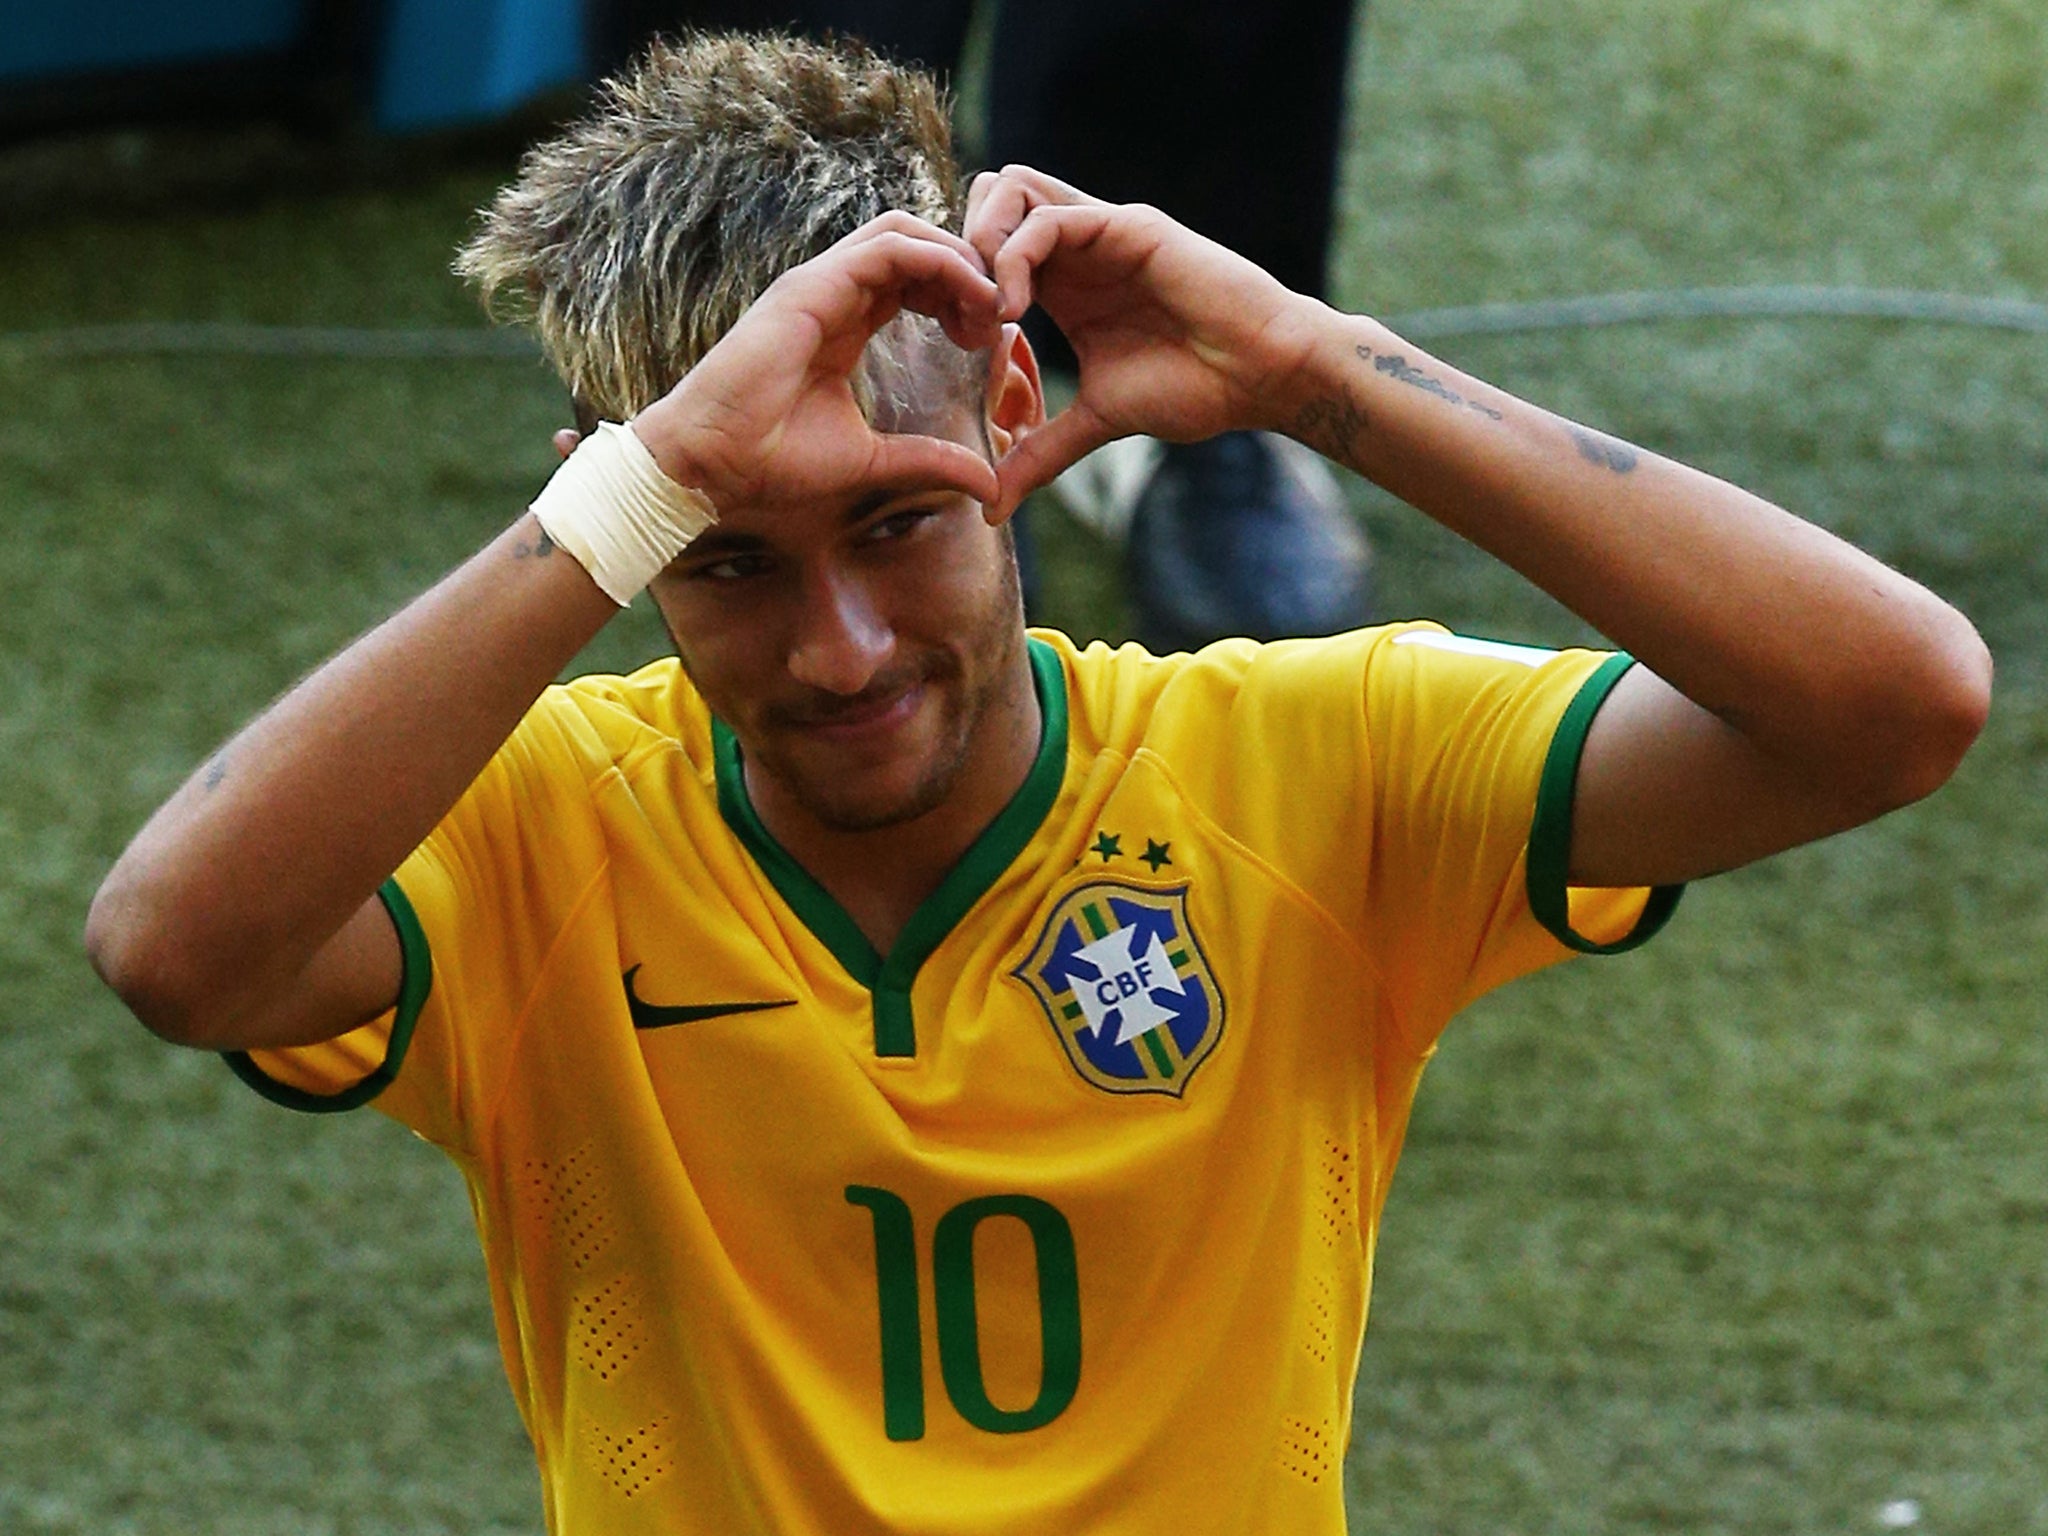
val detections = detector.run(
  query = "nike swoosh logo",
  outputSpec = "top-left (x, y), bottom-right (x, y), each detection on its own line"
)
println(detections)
top-left (623, 965), bottom-right (797, 1030)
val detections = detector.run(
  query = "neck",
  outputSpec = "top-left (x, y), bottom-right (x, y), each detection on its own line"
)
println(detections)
top-left (746, 641), bottom-right (1043, 956)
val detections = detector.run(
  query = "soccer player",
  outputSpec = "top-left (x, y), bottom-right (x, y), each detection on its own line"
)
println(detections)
top-left (85, 32), bottom-right (1989, 1536)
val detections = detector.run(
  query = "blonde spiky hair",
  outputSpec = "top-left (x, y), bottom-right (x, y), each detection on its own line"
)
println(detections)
top-left (455, 31), bottom-right (979, 424)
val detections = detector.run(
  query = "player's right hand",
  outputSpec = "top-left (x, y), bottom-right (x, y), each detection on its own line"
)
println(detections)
top-left (627, 211), bottom-right (1005, 514)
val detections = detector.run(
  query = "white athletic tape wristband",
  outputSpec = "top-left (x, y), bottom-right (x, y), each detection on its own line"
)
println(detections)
top-left (528, 420), bottom-right (718, 605)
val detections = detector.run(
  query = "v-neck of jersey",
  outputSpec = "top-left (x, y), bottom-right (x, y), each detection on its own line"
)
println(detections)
top-left (711, 636), bottom-right (1070, 1059)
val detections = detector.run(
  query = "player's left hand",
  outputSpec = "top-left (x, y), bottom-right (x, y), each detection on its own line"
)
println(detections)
top-left (964, 164), bottom-right (1323, 511)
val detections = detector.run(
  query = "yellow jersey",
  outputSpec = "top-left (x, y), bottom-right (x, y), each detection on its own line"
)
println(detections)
top-left (231, 625), bottom-right (1677, 1534)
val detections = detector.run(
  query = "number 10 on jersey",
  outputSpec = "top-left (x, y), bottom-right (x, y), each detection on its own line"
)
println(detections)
top-left (844, 1186), bottom-right (1082, 1441)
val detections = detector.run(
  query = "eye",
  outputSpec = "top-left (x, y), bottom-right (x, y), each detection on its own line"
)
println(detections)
top-left (691, 551), bottom-right (776, 582)
top-left (863, 505), bottom-right (942, 543)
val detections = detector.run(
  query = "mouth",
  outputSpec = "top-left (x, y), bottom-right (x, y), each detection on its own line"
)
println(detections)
top-left (776, 680), bottom-right (928, 744)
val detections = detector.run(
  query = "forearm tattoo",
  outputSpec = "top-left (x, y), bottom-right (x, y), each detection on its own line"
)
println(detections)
top-left (512, 528), bottom-right (558, 559)
top-left (202, 754), bottom-right (228, 792)
top-left (1355, 344), bottom-right (1504, 421)
top-left (1569, 426), bottom-right (1639, 475)
top-left (1295, 336), bottom-right (1529, 462)
top-left (1294, 389), bottom-right (1371, 463)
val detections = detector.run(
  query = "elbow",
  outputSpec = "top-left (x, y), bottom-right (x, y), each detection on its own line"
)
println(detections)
top-left (84, 877), bottom-right (234, 1049)
top-left (1863, 615), bottom-right (1994, 811)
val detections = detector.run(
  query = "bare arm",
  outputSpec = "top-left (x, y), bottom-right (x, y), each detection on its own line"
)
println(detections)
top-left (968, 167), bottom-right (1991, 886)
top-left (85, 519), bottom-right (617, 1050)
top-left (87, 212), bottom-right (1003, 1052)
top-left (1272, 320), bottom-right (1990, 885)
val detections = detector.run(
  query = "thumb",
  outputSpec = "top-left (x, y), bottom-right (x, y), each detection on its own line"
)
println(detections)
top-left (993, 407), bottom-right (1116, 520)
top-left (862, 431), bottom-right (1003, 507)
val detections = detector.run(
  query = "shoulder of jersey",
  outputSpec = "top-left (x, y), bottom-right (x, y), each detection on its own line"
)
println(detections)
top-left (1045, 631), bottom-right (1241, 754)
top-left (1047, 627), bottom-right (1405, 759)
top-left (546, 659), bottom-right (706, 755)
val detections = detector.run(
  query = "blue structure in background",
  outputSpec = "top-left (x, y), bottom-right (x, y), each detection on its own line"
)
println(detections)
top-left (0, 0), bottom-right (589, 133)
top-left (375, 0), bottom-right (586, 130)
top-left (0, 1), bottom-right (311, 81)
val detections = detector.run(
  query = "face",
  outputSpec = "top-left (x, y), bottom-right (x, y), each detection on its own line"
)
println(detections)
top-left (647, 344), bottom-right (1041, 837)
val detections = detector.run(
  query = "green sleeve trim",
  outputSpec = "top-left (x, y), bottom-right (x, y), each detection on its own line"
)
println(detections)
top-left (1527, 654), bottom-right (1685, 955)
top-left (222, 877), bottom-right (432, 1114)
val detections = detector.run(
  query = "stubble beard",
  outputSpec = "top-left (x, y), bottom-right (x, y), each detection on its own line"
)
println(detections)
top-left (762, 590), bottom-right (1026, 834)
top-left (775, 667), bottom-right (981, 833)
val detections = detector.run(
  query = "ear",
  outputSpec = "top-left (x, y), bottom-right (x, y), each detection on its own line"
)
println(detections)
top-left (983, 324), bottom-right (1046, 461)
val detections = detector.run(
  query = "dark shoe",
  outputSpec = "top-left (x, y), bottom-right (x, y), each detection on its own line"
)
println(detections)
top-left (1123, 430), bottom-right (1372, 653)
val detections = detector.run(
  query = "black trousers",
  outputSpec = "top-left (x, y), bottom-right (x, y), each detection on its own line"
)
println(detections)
top-left (592, 0), bottom-right (1357, 305)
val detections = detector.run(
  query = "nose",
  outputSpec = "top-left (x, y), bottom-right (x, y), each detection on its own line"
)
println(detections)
top-left (786, 564), bottom-right (894, 695)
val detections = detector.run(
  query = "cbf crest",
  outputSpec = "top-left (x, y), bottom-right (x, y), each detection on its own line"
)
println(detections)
top-left (1014, 881), bottom-right (1225, 1097)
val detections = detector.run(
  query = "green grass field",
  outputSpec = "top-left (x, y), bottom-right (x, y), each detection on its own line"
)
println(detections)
top-left (4, 1), bottom-right (2046, 1531)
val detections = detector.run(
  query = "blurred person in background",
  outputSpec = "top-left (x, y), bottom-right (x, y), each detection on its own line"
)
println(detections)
top-left (593, 0), bottom-right (1371, 652)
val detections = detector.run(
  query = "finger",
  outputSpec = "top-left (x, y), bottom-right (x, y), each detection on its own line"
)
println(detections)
top-left (835, 232), bottom-right (1000, 328)
top-left (965, 164), bottom-right (1105, 285)
top-left (994, 163), bottom-right (1101, 208)
top-left (863, 431), bottom-right (1002, 507)
top-left (835, 208), bottom-right (987, 276)
top-left (963, 169), bottom-right (1003, 233)
top-left (990, 202), bottom-right (1118, 320)
top-left (786, 232), bottom-right (1000, 373)
top-left (864, 280), bottom-right (1001, 362)
top-left (551, 428), bottom-right (582, 461)
top-left (875, 269), bottom-right (1002, 361)
top-left (993, 406), bottom-right (1116, 517)
top-left (930, 291), bottom-right (1004, 354)
top-left (889, 257), bottom-right (1008, 352)
top-left (963, 170), bottom-right (1035, 271)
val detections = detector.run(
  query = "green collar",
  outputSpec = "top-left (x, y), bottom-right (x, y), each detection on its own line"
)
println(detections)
top-left (712, 636), bottom-right (1070, 1058)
